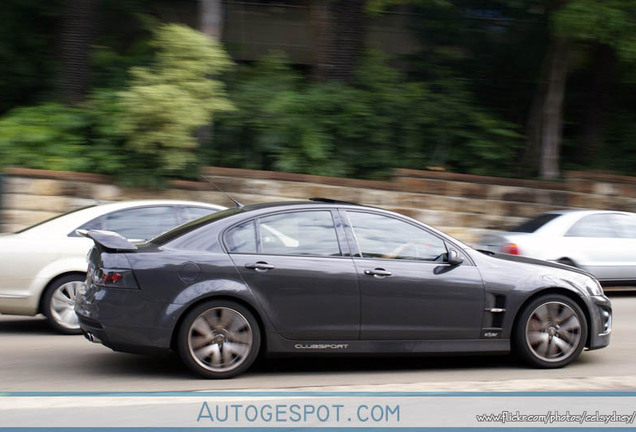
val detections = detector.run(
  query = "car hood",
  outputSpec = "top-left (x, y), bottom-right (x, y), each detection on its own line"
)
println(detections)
top-left (476, 250), bottom-right (594, 279)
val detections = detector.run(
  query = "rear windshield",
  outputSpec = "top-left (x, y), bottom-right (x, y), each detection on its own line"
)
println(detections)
top-left (510, 213), bottom-right (560, 233)
top-left (150, 207), bottom-right (243, 245)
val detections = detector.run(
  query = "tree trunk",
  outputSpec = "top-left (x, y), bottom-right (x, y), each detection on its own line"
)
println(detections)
top-left (310, 0), bottom-right (366, 82)
top-left (577, 43), bottom-right (616, 163)
top-left (200, 0), bottom-right (223, 41)
top-left (522, 60), bottom-right (550, 176)
top-left (540, 36), bottom-right (569, 180)
top-left (60, 0), bottom-right (97, 105)
top-left (197, 0), bottom-right (224, 148)
top-left (309, 0), bottom-right (332, 82)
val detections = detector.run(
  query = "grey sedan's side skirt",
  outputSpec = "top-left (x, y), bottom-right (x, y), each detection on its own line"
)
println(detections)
top-left (265, 335), bottom-right (510, 355)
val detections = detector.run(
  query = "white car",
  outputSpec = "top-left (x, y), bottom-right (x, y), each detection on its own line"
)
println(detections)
top-left (0, 200), bottom-right (225, 334)
top-left (478, 209), bottom-right (636, 288)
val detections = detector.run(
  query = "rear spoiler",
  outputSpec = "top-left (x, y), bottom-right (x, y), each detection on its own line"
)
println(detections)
top-left (76, 229), bottom-right (138, 252)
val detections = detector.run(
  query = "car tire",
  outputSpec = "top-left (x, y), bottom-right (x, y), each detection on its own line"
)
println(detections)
top-left (177, 300), bottom-right (261, 379)
top-left (42, 274), bottom-right (85, 335)
top-left (513, 294), bottom-right (587, 368)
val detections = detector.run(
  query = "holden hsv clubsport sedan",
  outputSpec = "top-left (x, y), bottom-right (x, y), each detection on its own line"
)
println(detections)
top-left (76, 199), bottom-right (612, 378)
top-left (0, 200), bottom-right (224, 334)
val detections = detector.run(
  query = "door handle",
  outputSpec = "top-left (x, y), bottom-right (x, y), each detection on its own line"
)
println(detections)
top-left (364, 268), bottom-right (392, 277)
top-left (245, 262), bottom-right (275, 271)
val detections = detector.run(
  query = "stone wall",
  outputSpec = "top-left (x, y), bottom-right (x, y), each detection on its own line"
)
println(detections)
top-left (0, 169), bottom-right (228, 234)
top-left (3, 167), bottom-right (636, 245)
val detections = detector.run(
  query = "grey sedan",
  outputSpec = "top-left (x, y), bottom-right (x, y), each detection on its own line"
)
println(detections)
top-left (76, 199), bottom-right (612, 378)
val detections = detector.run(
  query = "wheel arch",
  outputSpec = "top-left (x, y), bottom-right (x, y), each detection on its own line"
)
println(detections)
top-left (556, 257), bottom-right (579, 267)
top-left (37, 271), bottom-right (86, 314)
top-left (170, 295), bottom-right (267, 353)
top-left (511, 287), bottom-right (592, 348)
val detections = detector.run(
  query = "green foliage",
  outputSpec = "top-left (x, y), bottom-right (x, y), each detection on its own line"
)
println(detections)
top-left (0, 98), bottom-right (129, 177)
top-left (118, 24), bottom-right (234, 175)
top-left (12, 0), bottom-right (636, 182)
top-left (211, 54), bottom-right (340, 176)
top-left (600, 110), bottom-right (636, 172)
top-left (0, 0), bottom-right (61, 113)
top-left (554, 0), bottom-right (636, 62)
top-left (365, 0), bottom-right (451, 14)
top-left (211, 52), bottom-right (521, 179)
top-left (0, 104), bottom-right (90, 172)
top-left (0, 24), bottom-right (235, 187)
top-left (90, 2), bottom-right (157, 89)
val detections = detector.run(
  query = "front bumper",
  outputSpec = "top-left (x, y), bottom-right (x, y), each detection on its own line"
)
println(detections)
top-left (587, 295), bottom-right (612, 350)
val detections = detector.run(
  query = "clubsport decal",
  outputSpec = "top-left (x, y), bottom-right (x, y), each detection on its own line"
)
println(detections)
top-left (294, 344), bottom-right (350, 350)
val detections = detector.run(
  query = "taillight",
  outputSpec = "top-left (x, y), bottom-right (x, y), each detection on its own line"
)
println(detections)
top-left (502, 243), bottom-right (520, 255)
top-left (102, 272), bottom-right (123, 284)
top-left (93, 268), bottom-right (138, 289)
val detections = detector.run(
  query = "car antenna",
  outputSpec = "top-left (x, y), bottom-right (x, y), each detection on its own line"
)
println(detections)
top-left (200, 175), bottom-right (244, 208)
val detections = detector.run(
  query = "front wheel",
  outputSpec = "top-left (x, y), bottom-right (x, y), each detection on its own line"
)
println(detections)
top-left (177, 300), bottom-right (261, 378)
top-left (513, 294), bottom-right (587, 368)
top-left (42, 274), bottom-right (85, 335)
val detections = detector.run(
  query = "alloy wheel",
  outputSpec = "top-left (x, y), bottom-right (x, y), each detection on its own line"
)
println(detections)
top-left (49, 280), bottom-right (83, 331)
top-left (525, 301), bottom-right (582, 363)
top-left (187, 306), bottom-right (253, 373)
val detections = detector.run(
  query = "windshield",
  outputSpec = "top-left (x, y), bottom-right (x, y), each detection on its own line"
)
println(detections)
top-left (509, 213), bottom-right (560, 233)
top-left (13, 205), bottom-right (97, 234)
top-left (150, 207), bottom-right (244, 245)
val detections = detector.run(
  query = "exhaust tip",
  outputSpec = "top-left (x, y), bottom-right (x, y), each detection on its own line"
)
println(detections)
top-left (84, 332), bottom-right (102, 344)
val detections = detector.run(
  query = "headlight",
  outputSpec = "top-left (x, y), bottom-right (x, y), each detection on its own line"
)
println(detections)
top-left (586, 277), bottom-right (604, 296)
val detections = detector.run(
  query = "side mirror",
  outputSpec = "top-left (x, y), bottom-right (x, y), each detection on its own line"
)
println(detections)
top-left (447, 249), bottom-right (464, 266)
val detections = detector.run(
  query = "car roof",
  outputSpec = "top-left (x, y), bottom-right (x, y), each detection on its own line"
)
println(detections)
top-left (544, 209), bottom-right (634, 216)
top-left (510, 208), bottom-right (636, 236)
top-left (241, 199), bottom-right (365, 212)
top-left (86, 199), bottom-right (226, 212)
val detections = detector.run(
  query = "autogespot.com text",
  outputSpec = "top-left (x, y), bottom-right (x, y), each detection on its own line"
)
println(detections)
top-left (196, 401), bottom-right (400, 425)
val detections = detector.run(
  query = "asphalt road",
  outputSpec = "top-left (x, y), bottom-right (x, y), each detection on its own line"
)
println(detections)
top-left (1, 292), bottom-right (635, 393)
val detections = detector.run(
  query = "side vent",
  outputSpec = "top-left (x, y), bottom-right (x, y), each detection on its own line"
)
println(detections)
top-left (481, 294), bottom-right (507, 338)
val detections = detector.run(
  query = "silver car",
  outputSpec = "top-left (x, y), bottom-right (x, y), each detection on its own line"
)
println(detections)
top-left (478, 210), bottom-right (636, 288)
top-left (0, 200), bottom-right (225, 334)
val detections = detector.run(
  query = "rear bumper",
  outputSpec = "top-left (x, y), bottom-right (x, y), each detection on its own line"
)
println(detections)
top-left (587, 295), bottom-right (612, 350)
top-left (78, 314), bottom-right (170, 356)
top-left (75, 286), bottom-right (179, 355)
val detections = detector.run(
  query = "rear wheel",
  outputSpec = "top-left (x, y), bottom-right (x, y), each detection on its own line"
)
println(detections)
top-left (42, 274), bottom-right (85, 335)
top-left (557, 258), bottom-right (576, 268)
top-left (177, 300), bottom-right (261, 378)
top-left (513, 294), bottom-right (587, 368)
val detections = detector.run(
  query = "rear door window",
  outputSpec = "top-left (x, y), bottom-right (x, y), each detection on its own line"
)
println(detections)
top-left (565, 214), bottom-right (619, 238)
top-left (613, 214), bottom-right (636, 239)
top-left (259, 211), bottom-right (341, 257)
